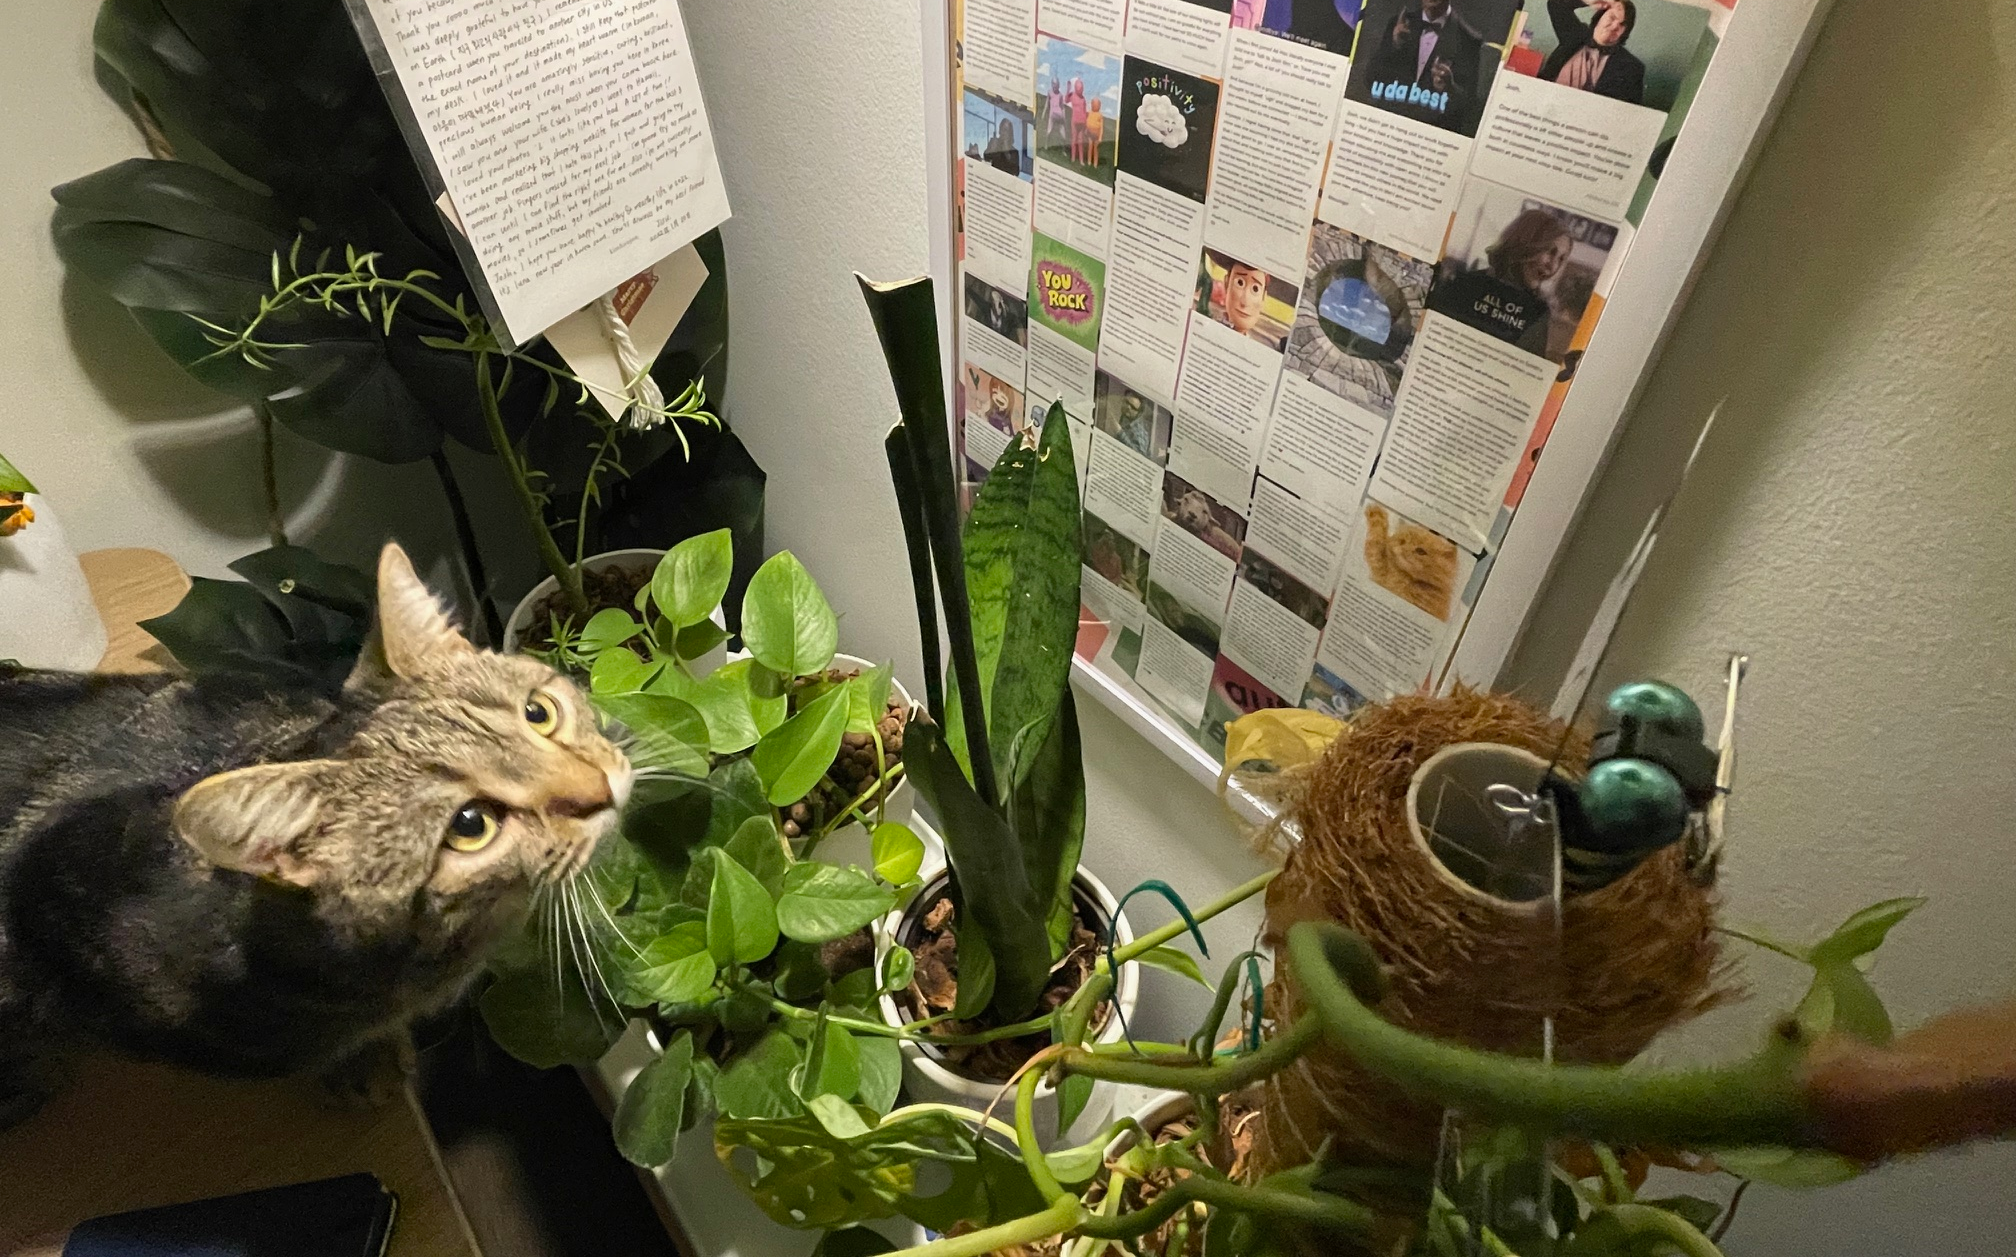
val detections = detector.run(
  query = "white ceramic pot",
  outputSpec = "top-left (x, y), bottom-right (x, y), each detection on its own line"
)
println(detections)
top-left (501, 548), bottom-right (666, 655)
top-left (0, 497), bottom-right (107, 671)
top-left (878, 851), bottom-right (1140, 1150)
top-left (799, 652), bottom-right (918, 870)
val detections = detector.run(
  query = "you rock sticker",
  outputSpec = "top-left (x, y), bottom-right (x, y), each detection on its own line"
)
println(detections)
top-left (1028, 233), bottom-right (1108, 352)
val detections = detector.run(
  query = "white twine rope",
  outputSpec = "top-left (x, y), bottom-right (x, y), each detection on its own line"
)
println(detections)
top-left (596, 293), bottom-right (665, 428)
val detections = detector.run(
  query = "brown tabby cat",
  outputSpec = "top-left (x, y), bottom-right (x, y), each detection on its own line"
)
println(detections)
top-left (0, 544), bottom-right (631, 1125)
top-left (1363, 504), bottom-right (1459, 621)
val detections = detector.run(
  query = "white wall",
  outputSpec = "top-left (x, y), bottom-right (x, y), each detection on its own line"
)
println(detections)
top-left (7, 0), bottom-right (2014, 1249)
top-left (1500, 0), bottom-right (2016, 1246)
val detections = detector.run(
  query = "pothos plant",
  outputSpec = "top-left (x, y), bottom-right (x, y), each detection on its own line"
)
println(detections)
top-left (478, 532), bottom-right (930, 1163)
top-left (705, 887), bottom-right (1966, 1257)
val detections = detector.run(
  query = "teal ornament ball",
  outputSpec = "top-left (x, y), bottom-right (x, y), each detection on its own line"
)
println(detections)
top-left (1578, 757), bottom-right (1690, 853)
top-left (1603, 680), bottom-right (1706, 741)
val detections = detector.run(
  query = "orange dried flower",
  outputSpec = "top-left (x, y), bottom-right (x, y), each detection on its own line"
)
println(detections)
top-left (0, 492), bottom-right (33, 538)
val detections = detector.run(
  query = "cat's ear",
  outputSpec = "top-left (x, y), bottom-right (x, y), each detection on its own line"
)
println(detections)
top-left (175, 761), bottom-right (335, 885)
top-left (347, 543), bottom-right (473, 691)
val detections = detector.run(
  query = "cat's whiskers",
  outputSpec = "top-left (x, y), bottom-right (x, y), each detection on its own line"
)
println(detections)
top-left (575, 884), bottom-right (620, 1007)
top-left (579, 874), bottom-right (645, 961)
top-left (564, 883), bottom-right (620, 1030)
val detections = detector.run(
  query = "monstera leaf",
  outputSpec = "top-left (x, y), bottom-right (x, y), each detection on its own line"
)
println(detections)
top-left (140, 543), bottom-right (373, 690)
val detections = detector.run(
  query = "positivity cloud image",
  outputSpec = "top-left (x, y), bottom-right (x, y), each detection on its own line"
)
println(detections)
top-left (1134, 93), bottom-right (1189, 148)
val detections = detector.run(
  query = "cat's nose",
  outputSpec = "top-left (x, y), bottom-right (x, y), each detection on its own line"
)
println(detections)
top-left (608, 765), bottom-right (634, 811)
top-left (549, 781), bottom-right (615, 819)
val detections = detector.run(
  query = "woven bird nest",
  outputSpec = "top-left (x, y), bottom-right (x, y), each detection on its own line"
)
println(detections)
top-left (1253, 687), bottom-right (1736, 1176)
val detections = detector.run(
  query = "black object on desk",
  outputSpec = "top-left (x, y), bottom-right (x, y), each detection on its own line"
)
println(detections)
top-left (62, 1174), bottom-right (395, 1257)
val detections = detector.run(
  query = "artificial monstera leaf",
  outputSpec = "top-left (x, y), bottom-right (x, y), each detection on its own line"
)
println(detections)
top-left (140, 543), bottom-right (372, 691)
top-left (52, 160), bottom-right (450, 463)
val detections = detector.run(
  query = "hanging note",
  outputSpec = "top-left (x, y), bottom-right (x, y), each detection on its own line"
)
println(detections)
top-left (345, 0), bottom-right (731, 346)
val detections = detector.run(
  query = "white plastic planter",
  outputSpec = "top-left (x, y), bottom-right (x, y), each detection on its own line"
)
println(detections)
top-left (878, 853), bottom-right (1140, 1150)
top-left (0, 497), bottom-right (107, 671)
top-left (501, 547), bottom-right (666, 655)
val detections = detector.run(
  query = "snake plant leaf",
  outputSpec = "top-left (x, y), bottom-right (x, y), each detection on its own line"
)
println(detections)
top-left (902, 720), bottom-right (1051, 1021)
top-left (859, 274), bottom-right (995, 807)
top-left (1008, 686), bottom-right (1086, 957)
top-left (946, 401), bottom-right (1082, 792)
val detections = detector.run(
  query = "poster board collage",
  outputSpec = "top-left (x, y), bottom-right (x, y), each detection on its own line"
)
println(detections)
top-left (952, 0), bottom-right (1733, 755)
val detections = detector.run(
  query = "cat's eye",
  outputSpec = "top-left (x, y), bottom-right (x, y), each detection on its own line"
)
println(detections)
top-left (445, 801), bottom-right (502, 852)
top-left (524, 690), bottom-right (560, 736)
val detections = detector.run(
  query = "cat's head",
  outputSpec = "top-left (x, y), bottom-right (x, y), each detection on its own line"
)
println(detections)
top-left (1388, 523), bottom-right (1453, 583)
top-left (171, 544), bottom-right (633, 954)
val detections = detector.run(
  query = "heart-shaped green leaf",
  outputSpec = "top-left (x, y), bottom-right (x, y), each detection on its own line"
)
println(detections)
top-left (871, 822), bottom-right (925, 886)
top-left (725, 815), bottom-right (790, 898)
top-left (802, 1021), bottom-right (862, 1103)
top-left (594, 692), bottom-right (709, 777)
top-left (678, 658), bottom-right (788, 754)
top-left (855, 1035), bottom-right (902, 1116)
top-left (880, 945), bottom-right (916, 994)
top-left (714, 1030), bottom-right (803, 1121)
top-left (777, 863), bottom-right (896, 945)
top-left (616, 922), bottom-right (716, 1007)
top-left (742, 551), bottom-right (838, 677)
top-left (653, 529), bottom-right (735, 628)
top-left (846, 664), bottom-right (896, 734)
top-left (675, 619), bottom-right (730, 662)
top-left (706, 852), bottom-right (779, 966)
top-left (590, 643), bottom-right (660, 695)
top-left (614, 1031), bottom-right (695, 1167)
top-left (577, 608), bottom-right (643, 656)
top-left (750, 684), bottom-right (849, 807)
top-left (478, 964), bottom-right (615, 1070)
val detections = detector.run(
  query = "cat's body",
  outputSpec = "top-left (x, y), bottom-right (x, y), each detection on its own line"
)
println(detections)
top-left (0, 546), bottom-right (629, 1124)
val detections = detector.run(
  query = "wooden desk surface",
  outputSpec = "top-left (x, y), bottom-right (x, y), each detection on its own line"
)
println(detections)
top-left (0, 549), bottom-right (478, 1256)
